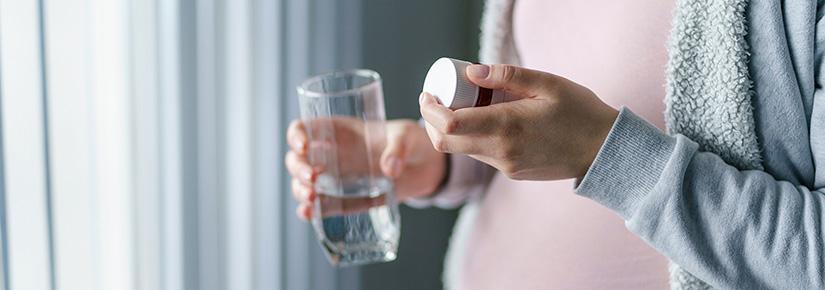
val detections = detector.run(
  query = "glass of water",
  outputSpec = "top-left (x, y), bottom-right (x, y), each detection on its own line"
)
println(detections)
top-left (297, 69), bottom-right (401, 266)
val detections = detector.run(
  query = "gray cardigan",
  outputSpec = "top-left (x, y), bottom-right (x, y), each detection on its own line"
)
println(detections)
top-left (411, 0), bottom-right (825, 289)
top-left (576, 0), bottom-right (825, 288)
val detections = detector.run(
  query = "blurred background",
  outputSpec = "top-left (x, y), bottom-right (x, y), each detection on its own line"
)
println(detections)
top-left (0, 0), bottom-right (482, 290)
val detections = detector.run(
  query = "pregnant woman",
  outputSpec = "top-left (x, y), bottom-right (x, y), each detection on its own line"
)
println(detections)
top-left (286, 0), bottom-right (825, 289)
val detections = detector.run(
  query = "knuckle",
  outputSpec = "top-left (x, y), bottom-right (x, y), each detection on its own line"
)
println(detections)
top-left (503, 170), bottom-right (516, 179)
top-left (432, 136), bottom-right (449, 153)
top-left (290, 179), bottom-right (302, 196)
top-left (508, 172), bottom-right (527, 181)
top-left (388, 141), bottom-right (406, 156)
top-left (495, 113), bottom-right (510, 133)
top-left (434, 141), bottom-right (448, 153)
top-left (287, 119), bottom-right (303, 133)
top-left (507, 118), bottom-right (525, 136)
top-left (442, 116), bottom-right (459, 134)
top-left (493, 136), bottom-right (517, 159)
top-left (501, 144), bottom-right (519, 161)
top-left (499, 163), bottom-right (519, 177)
top-left (499, 162), bottom-right (528, 180)
top-left (497, 110), bottom-right (523, 138)
top-left (284, 151), bottom-right (295, 166)
top-left (498, 113), bottom-right (512, 132)
top-left (498, 64), bottom-right (517, 83)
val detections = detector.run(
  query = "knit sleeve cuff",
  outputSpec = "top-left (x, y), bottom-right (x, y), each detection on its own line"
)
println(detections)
top-left (575, 107), bottom-right (678, 218)
top-left (404, 119), bottom-right (498, 209)
top-left (404, 153), bottom-right (495, 209)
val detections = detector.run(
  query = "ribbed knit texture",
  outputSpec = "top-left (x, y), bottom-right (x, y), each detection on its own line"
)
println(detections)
top-left (664, 0), bottom-right (762, 288)
top-left (575, 108), bottom-right (677, 218)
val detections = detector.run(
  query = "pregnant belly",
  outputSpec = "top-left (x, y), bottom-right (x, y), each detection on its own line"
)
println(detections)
top-left (458, 176), bottom-right (670, 290)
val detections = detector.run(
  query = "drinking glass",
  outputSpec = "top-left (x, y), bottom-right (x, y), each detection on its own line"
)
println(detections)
top-left (297, 69), bottom-right (401, 266)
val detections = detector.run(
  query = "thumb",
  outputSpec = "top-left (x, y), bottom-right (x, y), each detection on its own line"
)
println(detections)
top-left (465, 64), bottom-right (553, 97)
top-left (380, 128), bottom-right (411, 178)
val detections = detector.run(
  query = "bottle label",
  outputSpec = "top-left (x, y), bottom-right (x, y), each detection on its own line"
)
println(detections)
top-left (475, 87), bottom-right (494, 107)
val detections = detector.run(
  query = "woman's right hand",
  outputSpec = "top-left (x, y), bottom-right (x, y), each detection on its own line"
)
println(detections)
top-left (285, 119), bottom-right (447, 220)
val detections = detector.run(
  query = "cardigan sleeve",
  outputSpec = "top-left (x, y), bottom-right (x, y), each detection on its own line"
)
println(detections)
top-left (576, 107), bottom-right (825, 289)
top-left (405, 153), bottom-right (497, 209)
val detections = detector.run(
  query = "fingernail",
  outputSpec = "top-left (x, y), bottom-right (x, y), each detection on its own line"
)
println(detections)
top-left (302, 186), bottom-right (314, 201)
top-left (467, 64), bottom-right (490, 79)
top-left (389, 156), bottom-right (403, 177)
top-left (306, 190), bottom-right (316, 202)
top-left (302, 171), bottom-right (313, 182)
top-left (419, 92), bottom-right (427, 104)
top-left (296, 206), bottom-right (309, 220)
top-left (297, 140), bottom-right (306, 151)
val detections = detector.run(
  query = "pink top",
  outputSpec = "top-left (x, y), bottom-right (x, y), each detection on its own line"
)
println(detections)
top-left (453, 0), bottom-right (676, 289)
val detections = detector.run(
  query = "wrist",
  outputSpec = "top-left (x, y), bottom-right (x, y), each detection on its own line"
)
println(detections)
top-left (415, 152), bottom-right (449, 199)
top-left (434, 153), bottom-right (451, 192)
top-left (578, 108), bottom-right (620, 178)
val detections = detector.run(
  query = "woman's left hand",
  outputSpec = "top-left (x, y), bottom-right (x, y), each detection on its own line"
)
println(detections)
top-left (419, 64), bottom-right (619, 181)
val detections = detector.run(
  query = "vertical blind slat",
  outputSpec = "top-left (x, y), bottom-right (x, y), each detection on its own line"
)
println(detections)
top-left (0, 29), bottom-right (8, 290)
top-left (89, 0), bottom-right (136, 287)
top-left (225, 0), bottom-right (255, 289)
top-left (177, 0), bottom-right (202, 288)
top-left (0, 66), bottom-right (8, 290)
top-left (130, 0), bottom-right (163, 289)
top-left (0, 0), bottom-right (53, 289)
top-left (158, 0), bottom-right (185, 290)
top-left (43, 0), bottom-right (99, 287)
top-left (253, 0), bottom-right (284, 289)
top-left (196, 0), bottom-right (227, 289)
top-left (2, 0), bottom-right (369, 289)
top-left (282, 0), bottom-right (313, 288)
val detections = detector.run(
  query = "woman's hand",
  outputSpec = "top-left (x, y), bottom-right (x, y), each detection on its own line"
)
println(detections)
top-left (285, 119), bottom-right (446, 220)
top-left (419, 64), bottom-right (618, 181)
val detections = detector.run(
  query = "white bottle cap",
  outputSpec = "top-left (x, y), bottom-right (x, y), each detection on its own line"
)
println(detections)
top-left (422, 57), bottom-right (479, 109)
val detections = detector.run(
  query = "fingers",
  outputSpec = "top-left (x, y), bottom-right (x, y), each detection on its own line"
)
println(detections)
top-left (286, 150), bottom-right (317, 221)
top-left (287, 120), bottom-right (308, 154)
top-left (419, 93), bottom-right (490, 154)
top-left (296, 203), bottom-right (311, 221)
top-left (419, 92), bottom-right (501, 135)
top-left (285, 151), bottom-right (316, 184)
top-left (291, 178), bottom-right (315, 203)
top-left (381, 126), bottom-right (411, 178)
top-left (423, 122), bottom-right (484, 154)
top-left (465, 64), bottom-right (554, 97)
top-left (420, 92), bottom-right (461, 133)
top-left (292, 178), bottom-right (315, 221)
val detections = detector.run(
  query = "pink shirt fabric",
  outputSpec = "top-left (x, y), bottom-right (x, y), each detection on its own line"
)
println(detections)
top-left (454, 0), bottom-right (676, 289)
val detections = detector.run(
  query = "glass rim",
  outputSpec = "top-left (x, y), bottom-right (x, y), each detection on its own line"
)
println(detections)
top-left (297, 69), bottom-right (381, 98)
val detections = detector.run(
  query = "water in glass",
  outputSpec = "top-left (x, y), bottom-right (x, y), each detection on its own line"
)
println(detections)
top-left (312, 176), bottom-right (399, 266)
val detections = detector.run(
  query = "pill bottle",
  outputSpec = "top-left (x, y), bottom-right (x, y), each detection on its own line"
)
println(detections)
top-left (422, 57), bottom-right (512, 110)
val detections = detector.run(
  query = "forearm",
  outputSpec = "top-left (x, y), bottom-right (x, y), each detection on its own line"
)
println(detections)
top-left (577, 108), bottom-right (825, 289)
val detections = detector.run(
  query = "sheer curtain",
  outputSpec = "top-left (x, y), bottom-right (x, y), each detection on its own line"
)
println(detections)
top-left (0, 0), bottom-right (362, 289)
